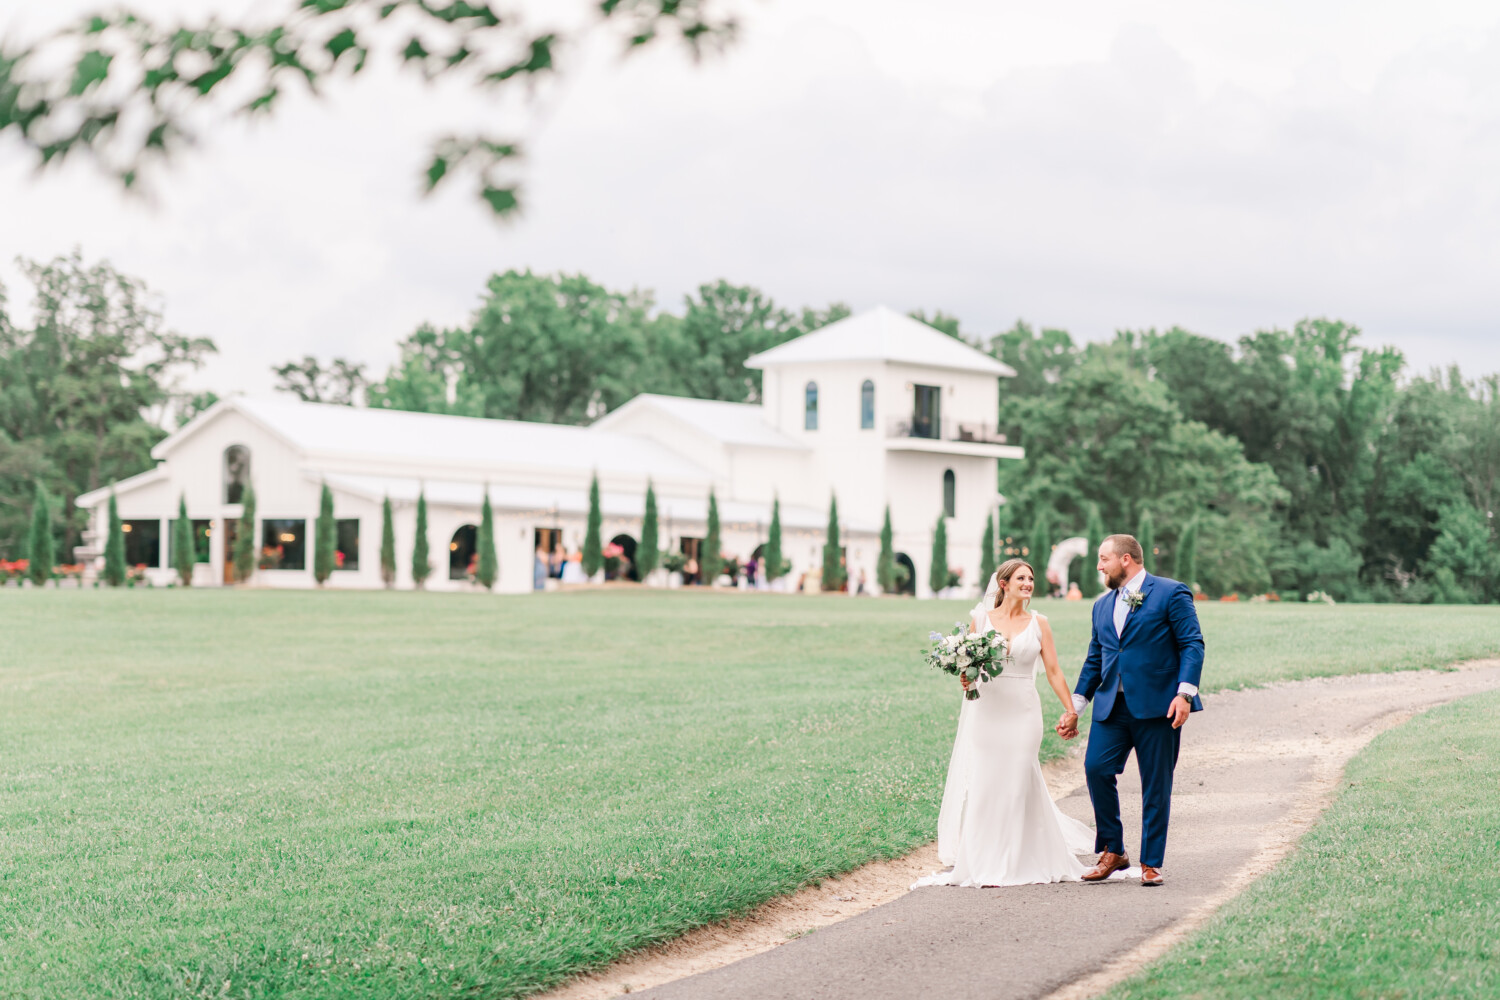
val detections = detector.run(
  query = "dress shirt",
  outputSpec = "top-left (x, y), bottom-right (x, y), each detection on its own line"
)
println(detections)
top-left (1071, 569), bottom-right (1199, 715)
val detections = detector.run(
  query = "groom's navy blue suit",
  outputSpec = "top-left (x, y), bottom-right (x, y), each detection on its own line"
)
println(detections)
top-left (1075, 574), bottom-right (1205, 868)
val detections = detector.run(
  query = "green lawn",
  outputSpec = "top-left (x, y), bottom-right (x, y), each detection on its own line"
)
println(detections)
top-left (1103, 688), bottom-right (1500, 1000)
top-left (1, 591), bottom-right (1497, 999)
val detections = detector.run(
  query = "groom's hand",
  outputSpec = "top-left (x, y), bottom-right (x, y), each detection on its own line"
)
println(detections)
top-left (1166, 695), bottom-right (1192, 729)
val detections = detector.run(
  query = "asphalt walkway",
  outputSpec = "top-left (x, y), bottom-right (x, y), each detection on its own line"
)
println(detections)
top-left (632, 663), bottom-right (1500, 1000)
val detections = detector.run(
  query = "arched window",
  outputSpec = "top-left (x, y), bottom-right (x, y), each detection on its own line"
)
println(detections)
top-left (804, 382), bottom-right (819, 430)
top-left (224, 445), bottom-right (251, 504)
top-left (860, 379), bottom-right (875, 429)
top-left (942, 469), bottom-right (956, 518)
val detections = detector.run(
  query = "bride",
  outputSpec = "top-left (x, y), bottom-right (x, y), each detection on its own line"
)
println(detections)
top-left (915, 558), bottom-right (1096, 887)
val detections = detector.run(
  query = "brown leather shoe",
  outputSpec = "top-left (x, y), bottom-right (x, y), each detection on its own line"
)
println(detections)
top-left (1081, 851), bottom-right (1130, 882)
top-left (1140, 866), bottom-right (1164, 887)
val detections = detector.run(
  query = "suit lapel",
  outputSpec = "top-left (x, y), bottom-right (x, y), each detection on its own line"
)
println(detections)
top-left (1118, 573), bottom-right (1155, 645)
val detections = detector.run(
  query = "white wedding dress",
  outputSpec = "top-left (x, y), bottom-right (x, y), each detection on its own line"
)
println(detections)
top-left (914, 607), bottom-right (1096, 888)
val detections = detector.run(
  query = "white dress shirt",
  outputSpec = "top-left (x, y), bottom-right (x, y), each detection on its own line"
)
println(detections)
top-left (1071, 569), bottom-right (1199, 715)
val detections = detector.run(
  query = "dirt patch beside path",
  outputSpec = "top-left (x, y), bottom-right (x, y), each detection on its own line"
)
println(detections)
top-left (537, 660), bottom-right (1500, 1000)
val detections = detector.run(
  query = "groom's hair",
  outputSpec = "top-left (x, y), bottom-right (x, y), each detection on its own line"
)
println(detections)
top-left (1104, 534), bottom-right (1144, 564)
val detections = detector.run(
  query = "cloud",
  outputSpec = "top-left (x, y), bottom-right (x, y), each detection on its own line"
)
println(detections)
top-left (2, 1), bottom-right (1499, 394)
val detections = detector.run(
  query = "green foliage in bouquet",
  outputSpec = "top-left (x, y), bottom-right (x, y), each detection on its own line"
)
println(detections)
top-left (925, 620), bottom-right (1010, 700)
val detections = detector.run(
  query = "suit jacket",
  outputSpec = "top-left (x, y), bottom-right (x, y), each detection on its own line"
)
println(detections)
top-left (1075, 573), bottom-right (1205, 721)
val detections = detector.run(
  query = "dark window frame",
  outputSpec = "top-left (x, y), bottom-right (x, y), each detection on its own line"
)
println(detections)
top-left (804, 381), bottom-right (819, 430)
top-left (260, 518), bottom-right (308, 571)
top-left (860, 379), bottom-right (875, 430)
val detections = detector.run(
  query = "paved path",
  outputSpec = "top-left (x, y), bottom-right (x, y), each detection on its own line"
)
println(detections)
top-left (632, 664), bottom-right (1500, 1000)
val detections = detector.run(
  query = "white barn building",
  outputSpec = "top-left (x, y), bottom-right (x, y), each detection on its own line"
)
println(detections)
top-left (76, 306), bottom-right (1021, 596)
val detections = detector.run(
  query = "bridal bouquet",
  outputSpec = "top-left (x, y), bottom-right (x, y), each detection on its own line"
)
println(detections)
top-left (925, 621), bottom-right (1011, 700)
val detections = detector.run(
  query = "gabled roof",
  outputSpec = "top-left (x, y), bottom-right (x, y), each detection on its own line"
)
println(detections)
top-left (592, 394), bottom-right (807, 450)
top-left (153, 396), bottom-right (712, 482)
top-left (744, 305), bottom-right (1015, 376)
top-left (76, 465), bottom-right (169, 509)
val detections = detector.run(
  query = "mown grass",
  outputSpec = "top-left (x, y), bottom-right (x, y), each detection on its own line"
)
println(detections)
top-left (1103, 688), bottom-right (1500, 1000)
top-left (0, 591), bottom-right (1496, 999)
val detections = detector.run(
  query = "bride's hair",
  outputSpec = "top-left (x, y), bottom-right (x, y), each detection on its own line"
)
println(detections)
top-left (992, 558), bottom-right (1034, 609)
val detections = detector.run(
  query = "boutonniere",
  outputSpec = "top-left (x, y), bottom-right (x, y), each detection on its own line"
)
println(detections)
top-left (1121, 590), bottom-right (1145, 611)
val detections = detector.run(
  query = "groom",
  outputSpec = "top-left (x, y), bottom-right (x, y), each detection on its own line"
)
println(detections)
top-left (1057, 534), bottom-right (1204, 887)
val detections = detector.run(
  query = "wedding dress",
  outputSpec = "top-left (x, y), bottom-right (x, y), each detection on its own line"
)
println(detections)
top-left (914, 607), bottom-right (1096, 887)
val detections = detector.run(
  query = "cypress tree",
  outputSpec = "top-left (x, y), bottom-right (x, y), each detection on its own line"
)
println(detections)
top-left (314, 482), bottom-right (336, 585)
top-left (1177, 517), bottom-right (1199, 593)
top-left (582, 474), bottom-right (603, 578)
top-left (929, 513), bottom-right (949, 595)
top-left (412, 488), bottom-right (431, 589)
top-left (638, 481), bottom-right (659, 579)
top-left (103, 491), bottom-right (127, 587)
top-left (702, 488), bottom-right (722, 584)
top-left (979, 512), bottom-right (996, 591)
top-left (477, 488), bottom-right (498, 589)
top-left (1029, 510), bottom-right (1051, 594)
top-left (27, 481), bottom-right (55, 586)
top-left (173, 494), bottom-right (195, 586)
top-left (876, 504), bottom-right (897, 592)
top-left (764, 495), bottom-right (784, 583)
top-left (1138, 510), bottom-right (1155, 574)
top-left (1081, 502), bottom-right (1105, 598)
top-left (821, 493), bottom-right (846, 591)
top-left (380, 495), bottom-right (397, 588)
top-left (233, 483), bottom-right (257, 583)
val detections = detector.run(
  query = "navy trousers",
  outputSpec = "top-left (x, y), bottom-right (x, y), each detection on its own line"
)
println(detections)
top-left (1083, 695), bottom-right (1180, 868)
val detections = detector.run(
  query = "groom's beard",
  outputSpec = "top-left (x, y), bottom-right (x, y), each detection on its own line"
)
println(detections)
top-left (1105, 570), bottom-right (1126, 590)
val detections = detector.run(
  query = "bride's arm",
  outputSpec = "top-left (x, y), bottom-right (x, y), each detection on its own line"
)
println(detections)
top-left (1036, 616), bottom-right (1077, 718)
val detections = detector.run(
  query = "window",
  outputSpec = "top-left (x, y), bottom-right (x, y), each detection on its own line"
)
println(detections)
top-left (804, 381), bottom-right (818, 430)
top-left (122, 520), bottom-right (161, 568)
top-left (224, 445), bottom-right (251, 503)
top-left (336, 518), bottom-right (359, 571)
top-left (913, 385), bottom-right (941, 439)
top-left (942, 469), bottom-right (956, 518)
top-left (450, 524), bottom-right (478, 580)
top-left (260, 519), bottom-right (307, 570)
top-left (169, 519), bottom-right (213, 565)
top-left (860, 379), bottom-right (875, 429)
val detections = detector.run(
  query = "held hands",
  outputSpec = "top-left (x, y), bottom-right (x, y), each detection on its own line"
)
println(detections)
top-left (1166, 695), bottom-right (1192, 729)
top-left (1055, 711), bottom-right (1079, 740)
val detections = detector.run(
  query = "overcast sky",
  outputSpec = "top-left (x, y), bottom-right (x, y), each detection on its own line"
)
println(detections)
top-left (3, 0), bottom-right (1500, 398)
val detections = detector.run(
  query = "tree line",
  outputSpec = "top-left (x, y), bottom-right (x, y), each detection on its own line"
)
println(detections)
top-left (3, 251), bottom-right (1497, 603)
